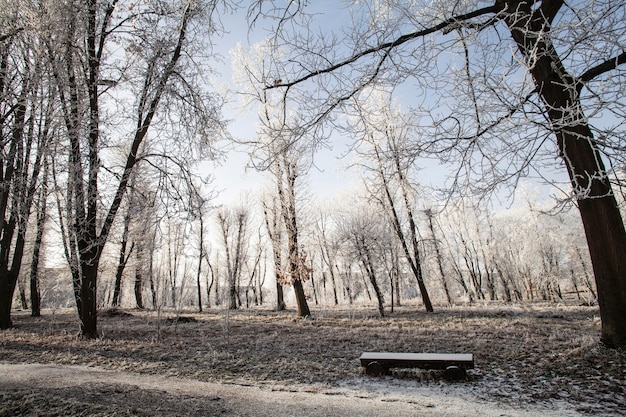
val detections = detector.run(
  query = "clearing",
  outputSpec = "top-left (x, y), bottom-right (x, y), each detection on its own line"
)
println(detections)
top-left (1, 303), bottom-right (624, 416)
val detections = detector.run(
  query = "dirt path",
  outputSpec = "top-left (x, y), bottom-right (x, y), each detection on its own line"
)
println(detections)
top-left (0, 363), bottom-right (582, 417)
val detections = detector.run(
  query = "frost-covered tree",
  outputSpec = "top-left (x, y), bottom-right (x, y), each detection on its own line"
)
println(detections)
top-left (28, 0), bottom-right (226, 338)
top-left (251, 1), bottom-right (626, 347)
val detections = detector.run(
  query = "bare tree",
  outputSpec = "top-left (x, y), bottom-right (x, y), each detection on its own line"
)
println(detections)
top-left (29, 156), bottom-right (50, 317)
top-left (0, 12), bottom-right (51, 328)
top-left (274, 155), bottom-right (312, 317)
top-left (36, 0), bottom-right (226, 338)
top-left (425, 208), bottom-right (452, 306)
top-left (254, 1), bottom-right (626, 347)
top-left (262, 196), bottom-right (286, 310)
top-left (338, 201), bottom-right (389, 317)
top-left (314, 207), bottom-right (340, 306)
top-left (349, 91), bottom-right (433, 311)
top-left (217, 205), bottom-right (249, 310)
top-left (111, 194), bottom-right (135, 307)
top-left (232, 40), bottom-right (312, 317)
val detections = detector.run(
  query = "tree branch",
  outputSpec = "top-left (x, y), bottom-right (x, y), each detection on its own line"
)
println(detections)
top-left (266, 4), bottom-right (499, 90)
top-left (98, 5), bottom-right (191, 248)
top-left (577, 51), bottom-right (626, 93)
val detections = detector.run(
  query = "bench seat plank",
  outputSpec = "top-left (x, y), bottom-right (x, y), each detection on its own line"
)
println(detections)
top-left (359, 352), bottom-right (474, 370)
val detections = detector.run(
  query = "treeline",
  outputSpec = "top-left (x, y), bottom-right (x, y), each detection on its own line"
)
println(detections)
top-left (15, 185), bottom-right (597, 318)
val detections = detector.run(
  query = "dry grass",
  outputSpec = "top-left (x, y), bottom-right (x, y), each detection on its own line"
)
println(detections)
top-left (1, 303), bottom-right (625, 415)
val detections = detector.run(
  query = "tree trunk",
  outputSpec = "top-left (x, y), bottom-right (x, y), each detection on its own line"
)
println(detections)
top-left (196, 216), bottom-right (204, 313)
top-left (205, 258), bottom-right (215, 309)
top-left (503, 0), bottom-right (626, 347)
top-left (289, 240), bottom-right (310, 317)
top-left (293, 279), bottom-right (310, 316)
top-left (0, 264), bottom-right (19, 329)
top-left (29, 170), bottom-right (48, 317)
top-left (426, 210), bottom-right (452, 305)
top-left (18, 282), bottom-right (28, 310)
top-left (277, 158), bottom-right (311, 317)
top-left (111, 239), bottom-right (128, 307)
top-left (79, 262), bottom-right (99, 339)
top-left (360, 245), bottom-right (385, 318)
top-left (112, 205), bottom-right (133, 307)
top-left (0, 220), bottom-right (27, 329)
top-left (276, 281), bottom-right (286, 310)
top-left (134, 271), bottom-right (144, 309)
top-left (373, 146), bottom-right (433, 312)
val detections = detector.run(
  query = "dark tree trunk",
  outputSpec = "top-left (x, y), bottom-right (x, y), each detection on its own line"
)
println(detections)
top-left (289, 237), bottom-right (310, 317)
top-left (112, 241), bottom-right (129, 307)
top-left (79, 262), bottom-right (99, 339)
top-left (276, 281), bottom-right (286, 311)
top-left (293, 279), bottom-right (310, 316)
top-left (0, 73), bottom-right (42, 327)
top-left (0, 220), bottom-right (27, 329)
top-left (134, 271), bottom-right (144, 309)
top-left (426, 210), bottom-right (452, 305)
top-left (360, 244), bottom-right (385, 318)
top-left (289, 228), bottom-right (310, 317)
top-left (134, 239), bottom-right (144, 309)
top-left (29, 174), bottom-right (48, 317)
top-left (0, 248), bottom-right (19, 329)
top-left (502, 0), bottom-right (626, 347)
top-left (18, 283), bottom-right (28, 310)
top-left (196, 216), bottom-right (204, 313)
top-left (112, 206), bottom-right (133, 307)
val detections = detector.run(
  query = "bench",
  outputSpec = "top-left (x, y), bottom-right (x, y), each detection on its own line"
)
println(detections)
top-left (359, 352), bottom-right (474, 380)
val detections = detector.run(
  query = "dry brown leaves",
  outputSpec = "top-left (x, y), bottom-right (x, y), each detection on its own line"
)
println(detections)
top-left (1, 303), bottom-right (624, 415)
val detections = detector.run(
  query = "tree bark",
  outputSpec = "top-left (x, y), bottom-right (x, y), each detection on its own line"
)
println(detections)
top-left (79, 262), bottom-right (99, 339)
top-left (29, 187), bottom-right (47, 317)
top-left (502, 0), bottom-right (626, 347)
top-left (263, 200), bottom-right (286, 310)
top-left (112, 205), bottom-right (133, 307)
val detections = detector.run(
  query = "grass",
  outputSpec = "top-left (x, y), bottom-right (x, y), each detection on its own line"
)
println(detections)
top-left (1, 302), bottom-right (625, 415)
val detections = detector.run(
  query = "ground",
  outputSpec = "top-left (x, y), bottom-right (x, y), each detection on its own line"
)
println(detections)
top-left (0, 303), bottom-right (625, 416)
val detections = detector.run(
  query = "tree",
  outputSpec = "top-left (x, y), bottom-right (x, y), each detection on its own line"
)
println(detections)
top-left (41, 0), bottom-right (224, 338)
top-left (29, 154), bottom-right (50, 317)
top-left (0, 9), bottom-right (51, 328)
top-left (350, 91), bottom-right (434, 312)
top-left (231, 40), bottom-right (312, 317)
top-left (275, 154), bottom-right (312, 317)
top-left (255, 1), bottom-right (626, 347)
top-left (314, 207), bottom-right (340, 306)
top-left (338, 200), bottom-right (389, 317)
top-left (111, 194), bottom-right (135, 307)
top-left (425, 208), bottom-right (452, 306)
top-left (217, 205), bottom-right (249, 310)
top-left (262, 196), bottom-right (286, 310)
top-left (194, 197), bottom-right (208, 313)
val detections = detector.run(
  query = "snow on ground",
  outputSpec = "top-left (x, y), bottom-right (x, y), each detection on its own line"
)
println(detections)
top-left (0, 363), bottom-right (589, 417)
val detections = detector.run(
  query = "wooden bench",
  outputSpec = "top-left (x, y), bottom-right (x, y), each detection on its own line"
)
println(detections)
top-left (359, 352), bottom-right (474, 380)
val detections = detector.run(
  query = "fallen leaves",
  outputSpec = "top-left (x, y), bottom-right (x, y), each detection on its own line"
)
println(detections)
top-left (1, 303), bottom-right (624, 415)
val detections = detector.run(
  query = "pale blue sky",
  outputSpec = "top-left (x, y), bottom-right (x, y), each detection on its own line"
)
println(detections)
top-left (205, 2), bottom-right (568, 210)
top-left (207, 1), bottom-right (360, 207)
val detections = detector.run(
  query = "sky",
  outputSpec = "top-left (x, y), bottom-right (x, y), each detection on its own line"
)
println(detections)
top-left (203, 1), bottom-right (568, 211)
top-left (206, 1), bottom-right (362, 207)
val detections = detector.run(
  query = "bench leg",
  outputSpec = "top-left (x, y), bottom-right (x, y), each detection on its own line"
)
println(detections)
top-left (443, 366), bottom-right (467, 381)
top-left (365, 361), bottom-right (390, 377)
